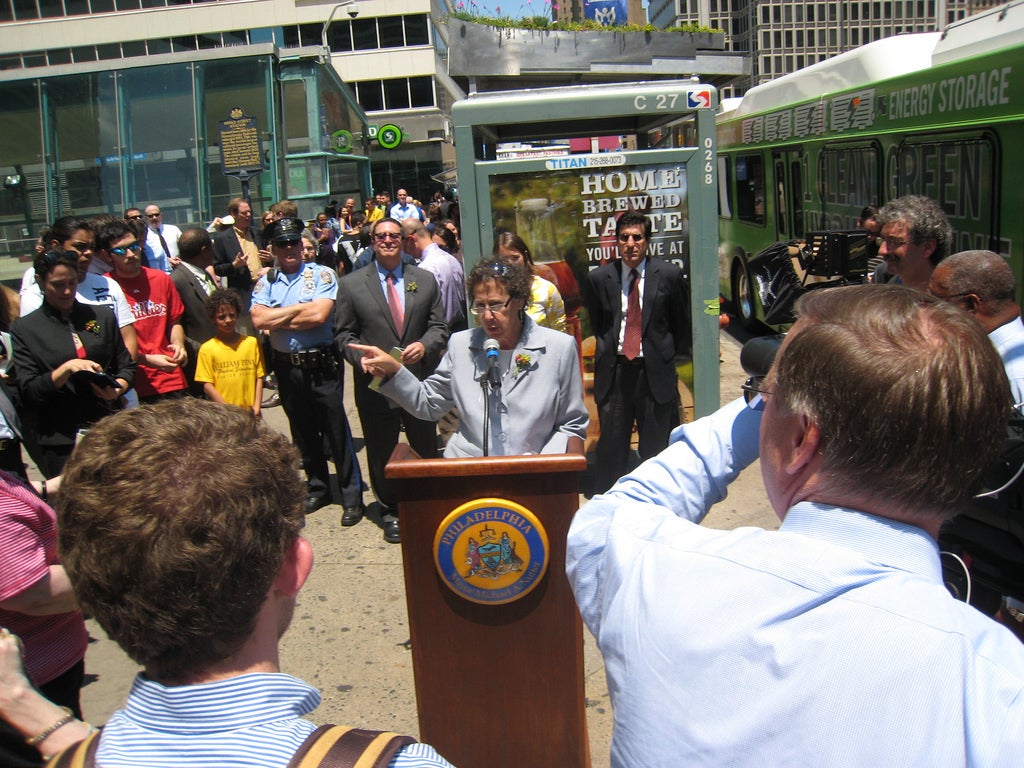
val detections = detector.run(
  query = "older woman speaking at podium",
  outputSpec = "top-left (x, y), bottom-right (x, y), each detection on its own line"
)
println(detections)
top-left (350, 259), bottom-right (587, 457)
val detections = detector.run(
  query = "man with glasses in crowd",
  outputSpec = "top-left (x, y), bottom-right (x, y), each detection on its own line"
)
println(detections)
top-left (585, 211), bottom-right (689, 493)
top-left (103, 218), bottom-right (188, 403)
top-left (401, 219), bottom-right (466, 332)
top-left (251, 219), bottom-right (364, 518)
top-left (143, 205), bottom-right (182, 275)
top-left (568, 284), bottom-right (1024, 766)
top-left (335, 218), bottom-right (447, 544)
top-left (124, 207), bottom-right (157, 270)
top-left (875, 194), bottom-right (952, 292)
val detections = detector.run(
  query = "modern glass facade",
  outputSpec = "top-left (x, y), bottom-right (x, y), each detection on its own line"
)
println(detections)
top-left (0, 49), bottom-right (369, 261)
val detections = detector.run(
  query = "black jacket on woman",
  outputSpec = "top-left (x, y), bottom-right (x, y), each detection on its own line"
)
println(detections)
top-left (12, 301), bottom-right (135, 449)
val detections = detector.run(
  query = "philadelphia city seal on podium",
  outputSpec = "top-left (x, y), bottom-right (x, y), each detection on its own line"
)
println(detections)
top-left (433, 497), bottom-right (550, 605)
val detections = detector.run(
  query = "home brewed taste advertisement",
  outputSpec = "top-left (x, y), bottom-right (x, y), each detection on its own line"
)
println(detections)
top-left (488, 163), bottom-right (690, 279)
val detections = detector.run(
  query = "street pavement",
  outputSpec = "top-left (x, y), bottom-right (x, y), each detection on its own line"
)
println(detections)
top-left (69, 330), bottom-right (777, 767)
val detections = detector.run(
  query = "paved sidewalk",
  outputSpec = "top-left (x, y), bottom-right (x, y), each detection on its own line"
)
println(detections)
top-left (72, 331), bottom-right (776, 767)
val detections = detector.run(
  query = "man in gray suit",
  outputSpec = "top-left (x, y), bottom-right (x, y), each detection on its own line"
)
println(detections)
top-left (335, 217), bottom-right (449, 543)
top-left (171, 228), bottom-right (219, 396)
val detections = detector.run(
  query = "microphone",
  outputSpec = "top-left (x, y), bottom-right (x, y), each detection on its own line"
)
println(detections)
top-left (484, 338), bottom-right (501, 390)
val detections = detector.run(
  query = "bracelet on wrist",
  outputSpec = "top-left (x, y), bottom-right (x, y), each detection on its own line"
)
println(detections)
top-left (40, 479), bottom-right (47, 502)
top-left (27, 711), bottom-right (74, 746)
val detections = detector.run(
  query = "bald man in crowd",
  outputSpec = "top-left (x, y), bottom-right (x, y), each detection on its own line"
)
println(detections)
top-left (928, 249), bottom-right (1024, 404)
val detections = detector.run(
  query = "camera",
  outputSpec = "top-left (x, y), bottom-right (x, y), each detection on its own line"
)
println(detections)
top-left (939, 414), bottom-right (1024, 609)
top-left (745, 231), bottom-right (869, 326)
top-left (347, 6), bottom-right (359, 18)
top-left (741, 333), bottom-right (1024, 608)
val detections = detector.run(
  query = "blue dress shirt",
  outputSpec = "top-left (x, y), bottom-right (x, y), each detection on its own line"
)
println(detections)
top-left (567, 398), bottom-right (1024, 767)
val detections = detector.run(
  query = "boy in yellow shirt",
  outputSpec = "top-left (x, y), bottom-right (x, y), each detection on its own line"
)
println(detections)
top-left (195, 289), bottom-right (265, 416)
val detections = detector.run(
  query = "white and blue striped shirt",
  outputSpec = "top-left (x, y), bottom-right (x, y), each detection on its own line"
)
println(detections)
top-left (96, 672), bottom-right (454, 767)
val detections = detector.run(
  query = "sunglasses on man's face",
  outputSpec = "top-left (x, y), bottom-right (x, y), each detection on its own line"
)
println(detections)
top-left (109, 243), bottom-right (142, 256)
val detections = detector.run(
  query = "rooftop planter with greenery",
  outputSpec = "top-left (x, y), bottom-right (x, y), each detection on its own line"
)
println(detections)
top-left (446, 10), bottom-right (722, 35)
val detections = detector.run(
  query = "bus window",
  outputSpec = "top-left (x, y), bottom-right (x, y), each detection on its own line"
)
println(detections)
top-left (736, 154), bottom-right (765, 225)
top-left (895, 133), bottom-right (998, 252)
top-left (775, 158), bottom-right (787, 237)
top-left (718, 156), bottom-right (733, 218)
top-left (817, 143), bottom-right (881, 219)
top-left (791, 158), bottom-right (804, 238)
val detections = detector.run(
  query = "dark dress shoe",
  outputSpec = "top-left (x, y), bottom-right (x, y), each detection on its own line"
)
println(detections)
top-left (383, 519), bottom-right (401, 544)
top-left (304, 494), bottom-right (331, 513)
top-left (341, 504), bottom-right (364, 526)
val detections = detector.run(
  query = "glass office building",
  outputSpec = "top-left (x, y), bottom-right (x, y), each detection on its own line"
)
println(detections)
top-left (0, 44), bottom-right (369, 261)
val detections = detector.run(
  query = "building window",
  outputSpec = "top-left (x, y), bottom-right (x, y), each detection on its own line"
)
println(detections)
top-left (404, 14), bottom-right (428, 45)
top-left (12, 0), bottom-right (39, 20)
top-left (383, 78), bottom-right (410, 109)
top-left (352, 18), bottom-right (378, 50)
top-left (122, 39), bottom-right (146, 57)
top-left (356, 80), bottom-right (384, 111)
top-left (39, 0), bottom-right (64, 17)
top-left (172, 35), bottom-right (197, 52)
top-left (378, 15), bottom-right (405, 48)
top-left (409, 75), bottom-right (434, 108)
top-left (326, 21), bottom-right (353, 52)
top-left (47, 47), bottom-right (72, 64)
top-left (298, 22), bottom-right (320, 47)
top-left (71, 46), bottom-right (97, 62)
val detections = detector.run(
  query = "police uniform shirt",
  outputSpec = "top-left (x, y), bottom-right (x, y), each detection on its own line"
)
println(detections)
top-left (251, 264), bottom-right (337, 353)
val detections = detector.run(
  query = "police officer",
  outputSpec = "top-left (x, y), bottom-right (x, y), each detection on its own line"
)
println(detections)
top-left (251, 218), bottom-right (363, 517)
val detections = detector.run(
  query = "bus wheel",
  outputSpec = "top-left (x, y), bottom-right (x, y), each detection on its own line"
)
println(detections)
top-left (732, 262), bottom-right (758, 330)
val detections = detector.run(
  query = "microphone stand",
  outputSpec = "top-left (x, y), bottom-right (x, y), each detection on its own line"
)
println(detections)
top-left (480, 374), bottom-right (491, 457)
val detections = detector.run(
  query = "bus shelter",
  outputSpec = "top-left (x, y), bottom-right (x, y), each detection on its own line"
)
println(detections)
top-left (452, 80), bottom-right (721, 418)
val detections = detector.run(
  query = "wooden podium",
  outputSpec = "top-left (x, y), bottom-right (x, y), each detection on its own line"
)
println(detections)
top-left (386, 445), bottom-right (590, 768)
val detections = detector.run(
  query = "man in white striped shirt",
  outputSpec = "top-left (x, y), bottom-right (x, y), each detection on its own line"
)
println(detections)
top-left (50, 399), bottom-right (454, 767)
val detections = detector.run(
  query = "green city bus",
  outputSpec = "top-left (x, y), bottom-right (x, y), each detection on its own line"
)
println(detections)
top-left (717, 1), bottom-right (1024, 328)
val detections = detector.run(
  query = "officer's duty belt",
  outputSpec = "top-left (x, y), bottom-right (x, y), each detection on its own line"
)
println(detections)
top-left (273, 346), bottom-right (336, 370)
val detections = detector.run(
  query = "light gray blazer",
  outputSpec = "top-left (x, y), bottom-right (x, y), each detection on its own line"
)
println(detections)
top-left (380, 315), bottom-right (588, 457)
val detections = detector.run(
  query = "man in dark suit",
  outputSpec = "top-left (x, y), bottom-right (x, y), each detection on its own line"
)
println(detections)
top-left (585, 211), bottom-right (690, 494)
top-left (212, 198), bottom-right (266, 318)
top-left (171, 228), bottom-right (219, 396)
top-left (335, 217), bottom-right (449, 543)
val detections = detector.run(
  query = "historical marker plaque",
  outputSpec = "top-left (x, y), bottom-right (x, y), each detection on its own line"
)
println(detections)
top-left (219, 108), bottom-right (264, 179)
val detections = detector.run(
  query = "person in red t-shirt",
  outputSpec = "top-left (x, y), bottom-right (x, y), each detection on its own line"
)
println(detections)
top-left (101, 220), bottom-right (187, 402)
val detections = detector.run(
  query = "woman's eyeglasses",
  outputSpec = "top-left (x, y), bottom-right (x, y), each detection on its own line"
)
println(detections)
top-left (469, 297), bottom-right (513, 316)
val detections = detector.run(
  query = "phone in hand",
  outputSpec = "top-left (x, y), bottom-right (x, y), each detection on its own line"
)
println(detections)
top-left (86, 371), bottom-right (120, 389)
top-left (368, 347), bottom-right (404, 392)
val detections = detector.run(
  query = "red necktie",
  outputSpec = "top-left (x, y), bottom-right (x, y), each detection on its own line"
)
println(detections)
top-left (386, 273), bottom-right (404, 335)
top-left (622, 268), bottom-right (641, 360)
